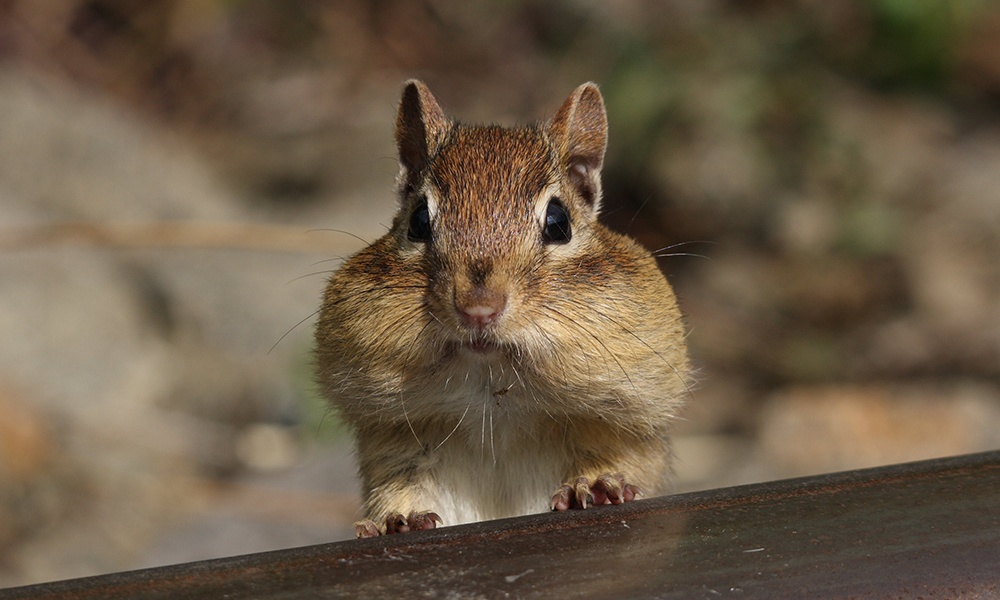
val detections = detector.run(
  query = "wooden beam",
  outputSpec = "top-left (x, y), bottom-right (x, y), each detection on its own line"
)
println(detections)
top-left (3, 450), bottom-right (998, 599)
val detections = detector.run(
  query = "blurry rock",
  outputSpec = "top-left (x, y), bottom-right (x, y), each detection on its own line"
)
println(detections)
top-left (757, 383), bottom-right (1000, 477)
top-left (857, 128), bottom-right (1000, 379)
top-left (0, 386), bottom-right (98, 580)
top-left (686, 248), bottom-right (905, 383)
top-left (235, 423), bottom-right (300, 472)
top-left (675, 375), bottom-right (757, 436)
top-left (672, 433), bottom-right (758, 492)
top-left (0, 388), bottom-right (54, 483)
top-left (773, 196), bottom-right (839, 255)
top-left (0, 68), bottom-right (323, 584)
top-left (0, 387), bottom-right (56, 551)
top-left (911, 130), bottom-right (1000, 303)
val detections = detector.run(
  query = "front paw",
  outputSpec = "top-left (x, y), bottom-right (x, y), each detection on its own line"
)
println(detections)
top-left (550, 473), bottom-right (642, 511)
top-left (354, 511), bottom-right (443, 538)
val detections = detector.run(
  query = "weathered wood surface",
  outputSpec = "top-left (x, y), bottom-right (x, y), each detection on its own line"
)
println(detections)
top-left (3, 450), bottom-right (998, 599)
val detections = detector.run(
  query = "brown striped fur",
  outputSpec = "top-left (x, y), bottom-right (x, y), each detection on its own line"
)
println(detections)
top-left (315, 81), bottom-right (690, 535)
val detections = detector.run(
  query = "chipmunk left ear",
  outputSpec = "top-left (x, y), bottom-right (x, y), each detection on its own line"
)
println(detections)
top-left (396, 80), bottom-right (450, 196)
top-left (548, 82), bottom-right (608, 211)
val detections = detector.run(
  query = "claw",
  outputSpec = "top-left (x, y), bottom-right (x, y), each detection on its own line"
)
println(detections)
top-left (593, 473), bottom-right (624, 505)
top-left (384, 511), bottom-right (442, 534)
top-left (386, 513), bottom-right (408, 534)
top-left (550, 484), bottom-right (573, 511)
top-left (551, 473), bottom-right (642, 512)
top-left (407, 511), bottom-right (442, 531)
top-left (573, 476), bottom-right (595, 509)
top-left (354, 519), bottom-right (381, 538)
top-left (623, 483), bottom-right (642, 502)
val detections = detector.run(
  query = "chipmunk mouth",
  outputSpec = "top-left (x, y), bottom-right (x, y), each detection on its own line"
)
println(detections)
top-left (448, 329), bottom-right (507, 356)
top-left (460, 337), bottom-right (501, 354)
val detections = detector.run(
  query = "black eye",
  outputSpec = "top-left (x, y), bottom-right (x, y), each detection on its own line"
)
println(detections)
top-left (542, 197), bottom-right (571, 244)
top-left (407, 197), bottom-right (432, 242)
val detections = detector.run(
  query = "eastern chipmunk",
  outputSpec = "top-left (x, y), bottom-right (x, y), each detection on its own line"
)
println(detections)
top-left (315, 80), bottom-right (690, 537)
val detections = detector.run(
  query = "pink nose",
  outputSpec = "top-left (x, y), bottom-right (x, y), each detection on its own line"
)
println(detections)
top-left (461, 303), bottom-right (502, 328)
top-left (456, 291), bottom-right (507, 329)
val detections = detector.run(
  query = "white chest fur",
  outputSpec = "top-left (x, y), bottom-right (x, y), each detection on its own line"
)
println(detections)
top-left (410, 369), bottom-right (568, 526)
top-left (425, 420), bottom-right (565, 525)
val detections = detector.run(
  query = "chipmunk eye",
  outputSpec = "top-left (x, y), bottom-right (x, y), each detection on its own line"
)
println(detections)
top-left (542, 197), bottom-right (571, 244)
top-left (407, 197), bottom-right (432, 243)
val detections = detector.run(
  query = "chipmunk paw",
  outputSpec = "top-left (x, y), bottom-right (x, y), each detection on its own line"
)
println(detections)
top-left (354, 511), bottom-right (442, 538)
top-left (550, 473), bottom-right (642, 511)
top-left (385, 511), bottom-right (442, 535)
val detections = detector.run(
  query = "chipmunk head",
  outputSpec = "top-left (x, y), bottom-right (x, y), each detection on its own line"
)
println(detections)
top-left (390, 80), bottom-right (609, 355)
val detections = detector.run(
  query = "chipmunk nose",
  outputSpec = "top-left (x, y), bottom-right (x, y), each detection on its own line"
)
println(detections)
top-left (456, 288), bottom-right (507, 329)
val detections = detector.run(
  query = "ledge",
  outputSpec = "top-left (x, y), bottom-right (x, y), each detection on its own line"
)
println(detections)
top-left (3, 450), bottom-right (999, 599)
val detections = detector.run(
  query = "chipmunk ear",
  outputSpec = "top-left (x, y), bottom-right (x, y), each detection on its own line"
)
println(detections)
top-left (396, 80), bottom-right (449, 193)
top-left (548, 82), bottom-right (608, 211)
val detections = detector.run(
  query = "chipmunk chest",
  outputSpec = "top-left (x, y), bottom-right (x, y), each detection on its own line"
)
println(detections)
top-left (415, 363), bottom-right (565, 523)
top-left (428, 356), bottom-right (527, 415)
top-left (427, 419), bottom-right (564, 525)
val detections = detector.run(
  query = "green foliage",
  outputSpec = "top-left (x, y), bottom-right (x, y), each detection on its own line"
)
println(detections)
top-left (853, 0), bottom-right (988, 92)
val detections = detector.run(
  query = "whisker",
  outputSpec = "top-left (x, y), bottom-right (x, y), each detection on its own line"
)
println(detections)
top-left (306, 228), bottom-right (372, 246)
top-left (433, 403), bottom-right (470, 452)
top-left (366, 307), bottom-right (425, 356)
top-left (285, 270), bottom-right (337, 285)
top-left (510, 357), bottom-right (553, 422)
top-left (480, 391), bottom-right (488, 459)
top-left (650, 240), bottom-right (718, 254)
top-left (314, 404), bottom-right (335, 439)
top-left (489, 401), bottom-right (496, 465)
top-left (526, 313), bottom-right (599, 401)
top-left (394, 313), bottom-right (437, 441)
top-left (319, 283), bottom-right (427, 309)
top-left (560, 297), bottom-right (695, 406)
top-left (544, 305), bottom-right (637, 404)
top-left (400, 391), bottom-right (422, 448)
top-left (543, 297), bottom-right (687, 435)
top-left (395, 315), bottom-right (436, 450)
top-left (310, 256), bottom-right (349, 267)
top-left (627, 195), bottom-right (652, 230)
top-left (653, 252), bottom-right (711, 260)
top-left (269, 308), bottom-right (321, 355)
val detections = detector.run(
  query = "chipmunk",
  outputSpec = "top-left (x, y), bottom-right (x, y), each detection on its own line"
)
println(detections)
top-left (315, 80), bottom-right (690, 537)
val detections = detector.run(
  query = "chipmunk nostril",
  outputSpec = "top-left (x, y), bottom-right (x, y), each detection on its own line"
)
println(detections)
top-left (456, 290), bottom-right (507, 328)
top-left (461, 304), bottom-right (501, 326)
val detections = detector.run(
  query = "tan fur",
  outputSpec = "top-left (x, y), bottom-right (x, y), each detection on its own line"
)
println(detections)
top-left (315, 80), bottom-right (690, 534)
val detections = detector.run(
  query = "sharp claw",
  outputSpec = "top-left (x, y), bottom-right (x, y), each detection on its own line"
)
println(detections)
top-left (623, 484), bottom-right (642, 502)
top-left (354, 519), bottom-right (381, 538)
top-left (551, 485), bottom-right (572, 511)
top-left (408, 511), bottom-right (442, 530)
top-left (553, 473), bottom-right (642, 511)
top-left (573, 477), bottom-right (594, 509)
top-left (381, 511), bottom-right (442, 534)
top-left (597, 473), bottom-right (625, 504)
top-left (385, 513), bottom-right (409, 534)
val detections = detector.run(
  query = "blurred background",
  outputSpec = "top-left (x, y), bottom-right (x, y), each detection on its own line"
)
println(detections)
top-left (1, 0), bottom-right (999, 587)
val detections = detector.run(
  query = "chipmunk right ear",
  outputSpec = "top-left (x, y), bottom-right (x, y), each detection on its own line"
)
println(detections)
top-left (395, 80), bottom-right (449, 191)
top-left (549, 82), bottom-right (608, 211)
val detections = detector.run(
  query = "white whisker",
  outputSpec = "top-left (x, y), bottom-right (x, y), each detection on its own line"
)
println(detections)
top-left (434, 403), bottom-right (470, 452)
top-left (489, 403), bottom-right (496, 465)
